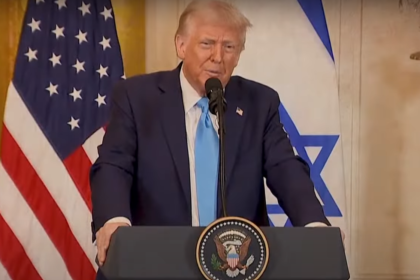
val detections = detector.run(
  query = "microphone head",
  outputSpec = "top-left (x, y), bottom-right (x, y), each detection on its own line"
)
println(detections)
top-left (205, 78), bottom-right (226, 115)
top-left (205, 77), bottom-right (223, 95)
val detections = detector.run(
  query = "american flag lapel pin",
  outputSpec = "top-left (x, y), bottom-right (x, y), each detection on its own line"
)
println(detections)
top-left (236, 107), bottom-right (243, 116)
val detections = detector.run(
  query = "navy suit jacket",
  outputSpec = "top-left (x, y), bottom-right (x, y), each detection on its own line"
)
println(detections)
top-left (90, 63), bottom-right (329, 237)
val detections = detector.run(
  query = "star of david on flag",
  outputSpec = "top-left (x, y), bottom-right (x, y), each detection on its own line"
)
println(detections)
top-left (266, 104), bottom-right (342, 227)
top-left (262, 0), bottom-right (347, 230)
top-left (229, 0), bottom-right (347, 231)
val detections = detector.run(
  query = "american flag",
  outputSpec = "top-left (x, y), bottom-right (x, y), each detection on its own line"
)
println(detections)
top-left (0, 0), bottom-right (125, 279)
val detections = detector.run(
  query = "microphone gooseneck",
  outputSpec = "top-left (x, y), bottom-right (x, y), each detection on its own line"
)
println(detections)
top-left (205, 78), bottom-right (227, 218)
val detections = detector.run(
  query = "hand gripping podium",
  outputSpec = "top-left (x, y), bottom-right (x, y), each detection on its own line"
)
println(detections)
top-left (98, 217), bottom-right (349, 280)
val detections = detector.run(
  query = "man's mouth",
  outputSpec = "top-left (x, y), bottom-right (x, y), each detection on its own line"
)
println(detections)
top-left (206, 70), bottom-right (222, 76)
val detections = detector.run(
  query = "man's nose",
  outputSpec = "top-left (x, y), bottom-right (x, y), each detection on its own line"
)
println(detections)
top-left (211, 45), bottom-right (223, 63)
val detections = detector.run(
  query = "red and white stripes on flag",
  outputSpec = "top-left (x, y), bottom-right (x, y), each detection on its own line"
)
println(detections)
top-left (0, 0), bottom-right (125, 279)
top-left (0, 83), bottom-right (104, 279)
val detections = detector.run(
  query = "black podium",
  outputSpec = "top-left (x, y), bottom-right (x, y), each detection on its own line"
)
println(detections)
top-left (99, 226), bottom-right (349, 280)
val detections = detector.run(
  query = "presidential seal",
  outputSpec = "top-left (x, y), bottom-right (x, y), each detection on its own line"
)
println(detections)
top-left (196, 217), bottom-right (269, 280)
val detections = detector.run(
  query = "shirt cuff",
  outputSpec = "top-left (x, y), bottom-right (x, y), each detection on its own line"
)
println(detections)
top-left (105, 217), bottom-right (132, 226)
top-left (304, 222), bottom-right (328, 227)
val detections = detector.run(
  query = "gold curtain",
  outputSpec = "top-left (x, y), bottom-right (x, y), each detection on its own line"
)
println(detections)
top-left (0, 0), bottom-right (145, 153)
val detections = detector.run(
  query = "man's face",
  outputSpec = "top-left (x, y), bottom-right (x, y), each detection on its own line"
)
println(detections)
top-left (176, 17), bottom-right (244, 94)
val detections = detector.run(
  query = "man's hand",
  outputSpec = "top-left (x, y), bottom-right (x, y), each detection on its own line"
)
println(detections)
top-left (96, 222), bottom-right (129, 266)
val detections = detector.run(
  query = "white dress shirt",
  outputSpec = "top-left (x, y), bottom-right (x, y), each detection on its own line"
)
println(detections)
top-left (104, 68), bottom-right (326, 228)
top-left (180, 69), bottom-right (219, 226)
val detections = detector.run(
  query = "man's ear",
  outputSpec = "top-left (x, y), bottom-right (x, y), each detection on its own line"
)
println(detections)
top-left (175, 34), bottom-right (187, 60)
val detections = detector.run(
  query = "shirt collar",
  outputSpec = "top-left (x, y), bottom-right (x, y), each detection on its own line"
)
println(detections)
top-left (180, 66), bottom-right (203, 114)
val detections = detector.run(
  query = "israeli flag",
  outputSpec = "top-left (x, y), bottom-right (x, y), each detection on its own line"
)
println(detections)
top-left (232, 0), bottom-right (347, 234)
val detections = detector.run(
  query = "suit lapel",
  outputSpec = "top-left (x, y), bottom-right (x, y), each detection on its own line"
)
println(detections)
top-left (157, 68), bottom-right (248, 218)
top-left (158, 64), bottom-right (191, 212)
top-left (224, 77), bottom-right (248, 191)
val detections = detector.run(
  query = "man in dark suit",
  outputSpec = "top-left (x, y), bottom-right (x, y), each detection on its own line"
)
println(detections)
top-left (90, 0), bottom-right (334, 274)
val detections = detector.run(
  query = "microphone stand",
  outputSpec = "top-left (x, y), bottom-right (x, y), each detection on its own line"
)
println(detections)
top-left (215, 91), bottom-right (227, 217)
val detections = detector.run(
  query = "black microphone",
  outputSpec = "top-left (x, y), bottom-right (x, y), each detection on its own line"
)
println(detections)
top-left (205, 78), bottom-right (227, 115)
top-left (205, 78), bottom-right (227, 218)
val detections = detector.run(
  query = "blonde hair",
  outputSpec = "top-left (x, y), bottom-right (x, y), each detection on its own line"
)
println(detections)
top-left (175, 0), bottom-right (252, 47)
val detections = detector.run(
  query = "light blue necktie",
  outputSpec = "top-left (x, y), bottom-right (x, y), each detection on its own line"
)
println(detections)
top-left (195, 97), bottom-right (219, 226)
